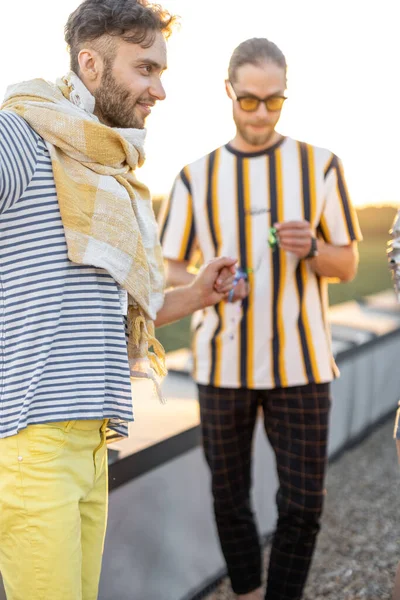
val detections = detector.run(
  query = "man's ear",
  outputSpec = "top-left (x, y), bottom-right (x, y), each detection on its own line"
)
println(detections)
top-left (224, 79), bottom-right (231, 99)
top-left (77, 47), bottom-right (102, 89)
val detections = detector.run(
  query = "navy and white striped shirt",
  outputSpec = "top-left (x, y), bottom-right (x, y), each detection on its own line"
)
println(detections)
top-left (0, 110), bottom-right (134, 439)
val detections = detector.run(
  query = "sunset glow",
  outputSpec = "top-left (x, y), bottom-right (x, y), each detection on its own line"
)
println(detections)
top-left (2, 0), bottom-right (399, 207)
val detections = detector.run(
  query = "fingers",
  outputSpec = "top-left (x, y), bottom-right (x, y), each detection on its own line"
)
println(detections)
top-left (276, 223), bottom-right (312, 257)
top-left (214, 274), bottom-right (235, 294)
top-left (214, 265), bottom-right (236, 293)
top-left (277, 228), bottom-right (308, 238)
top-left (277, 230), bottom-right (311, 241)
top-left (278, 234), bottom-right (311, 245)
top-left (279, 238), bottom-right (311, 248)
top-left (212, 259), bottom-right (239, 294)
top-left (234, 279), bottom-right (246, 299)
top-left (215, 266), bottom-right (233, 287)
top-left (228, 279), bottom-right (249, 302)
top-left (274, 220), bottom-right (311, 231)
top-left (209, 256), bottom-right (238, 273)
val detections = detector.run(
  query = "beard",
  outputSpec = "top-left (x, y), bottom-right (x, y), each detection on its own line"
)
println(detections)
top-left (93, 64), bottom-right (145, 129)
top-left (233, 114), bottom-right (276, 147)
top-left (236, 122), bottom-right (277, 148)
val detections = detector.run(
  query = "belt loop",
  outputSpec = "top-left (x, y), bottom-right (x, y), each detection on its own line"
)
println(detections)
top-left (65, 421), bottom-right (75, 432)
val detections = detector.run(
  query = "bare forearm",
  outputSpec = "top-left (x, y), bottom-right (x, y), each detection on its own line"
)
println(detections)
top-left (309, 240), bottom-right (358, 281)
top-left (155, 285), bottom-right (200, 328)
top-left (156, 256), bottom-right (237, 327)
top-left (165, 259), bottom-right (196, 287)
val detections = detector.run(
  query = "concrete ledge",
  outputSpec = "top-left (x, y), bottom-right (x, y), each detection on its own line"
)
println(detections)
top-left (97, 290), bottom-right (400, 600)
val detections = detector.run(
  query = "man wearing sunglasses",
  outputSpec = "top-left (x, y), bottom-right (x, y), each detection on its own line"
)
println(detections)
top-left (159, 38), bottom-right (362, 600)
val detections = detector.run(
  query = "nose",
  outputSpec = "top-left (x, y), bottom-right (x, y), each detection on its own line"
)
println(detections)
top-left (255, 101), bottom-right (269, 118)
top-left (150, 78), bottom-right (166, 102)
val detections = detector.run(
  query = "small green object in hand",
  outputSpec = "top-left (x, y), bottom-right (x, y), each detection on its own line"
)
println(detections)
top-left (268, 227), bottom-right (279, 250)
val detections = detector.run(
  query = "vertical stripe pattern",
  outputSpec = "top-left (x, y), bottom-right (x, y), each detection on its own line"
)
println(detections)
top-left (322, 154), bottom-right (362, 243)
top-left (178, 167), bottom-right (196, 260)
top-left (158, 183), bottom-right (173, 244)
top-left (270, 151), bottom-right (288, 387)
top-left (160, 138), bottom-right (363, 390)
top-left (207, 150), bottom-right (225, 386)
top-left (236, 156), bottom-right (249, 387)
top-left (243, 159), bottom-right (255, 388)
top-left (296, 142), bottom-right (321, 383)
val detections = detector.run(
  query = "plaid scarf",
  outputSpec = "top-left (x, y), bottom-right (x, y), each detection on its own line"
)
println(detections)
top-left (2, 72), bottom-right (167, 398)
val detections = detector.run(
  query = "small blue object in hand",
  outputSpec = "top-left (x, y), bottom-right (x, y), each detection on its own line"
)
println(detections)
top-left (228, 267), bottom-right (248, 302)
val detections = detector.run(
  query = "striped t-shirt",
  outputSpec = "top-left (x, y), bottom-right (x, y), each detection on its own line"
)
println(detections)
top-left (159, 137), bottom-right (363, 389)
top-left (0, 110), bottom-right (134, 440)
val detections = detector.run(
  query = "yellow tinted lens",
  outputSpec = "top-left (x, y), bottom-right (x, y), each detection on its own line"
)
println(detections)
top-left (265, 96), bottom-right (286, 111)
top-left (238, 97), bottom-right (259, 112)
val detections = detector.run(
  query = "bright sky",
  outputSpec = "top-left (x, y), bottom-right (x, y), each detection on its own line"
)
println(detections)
top-left (2, 0), bottom-right (400, 206)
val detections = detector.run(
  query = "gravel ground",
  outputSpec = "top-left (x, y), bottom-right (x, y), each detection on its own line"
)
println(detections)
top-left (205, 418), bottom-right (400, 600)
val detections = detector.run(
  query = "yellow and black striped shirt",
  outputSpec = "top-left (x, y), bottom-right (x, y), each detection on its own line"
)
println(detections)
top-left (159, 137), bottom-right (362, 389)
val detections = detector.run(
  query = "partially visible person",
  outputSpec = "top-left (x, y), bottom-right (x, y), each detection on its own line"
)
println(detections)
top-left (160, 37), bottom-right (362, 600)
top-left (388, 209), bottom-right (400, 600)
top-left (0, 1), bottom-right (237, 599)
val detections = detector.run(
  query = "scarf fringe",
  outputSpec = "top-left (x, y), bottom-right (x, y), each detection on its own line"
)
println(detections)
top-left (129, 364), bottom-right (167, 405)
top-left (128, 308), bottom-right (167, 403)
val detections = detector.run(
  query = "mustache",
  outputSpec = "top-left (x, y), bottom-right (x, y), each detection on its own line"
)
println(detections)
top-left (247, 121), bottom-right (269, 127)
top-left (136, 98), bottom-right (156, 107)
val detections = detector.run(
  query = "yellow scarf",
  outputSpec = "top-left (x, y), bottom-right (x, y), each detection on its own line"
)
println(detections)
top-left (2, 73), bottom-right (167, 397)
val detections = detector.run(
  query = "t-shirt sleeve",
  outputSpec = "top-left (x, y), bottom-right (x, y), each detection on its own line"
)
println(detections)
top-left (158, 166), bottom-right (197, 261)
top-left (318, 153), bottom-right (363, 245)
top-left (0, 111), bottom-right (39, 215)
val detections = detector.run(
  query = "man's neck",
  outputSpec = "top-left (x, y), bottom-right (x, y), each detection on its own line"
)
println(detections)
top-left (92, 106), bottom-right (112, 127)
top-left (229, 130), bottom-right (283, 154)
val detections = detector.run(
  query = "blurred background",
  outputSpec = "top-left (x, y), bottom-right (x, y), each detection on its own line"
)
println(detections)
top-left (6, 0), bottom-right (393, 354)
top-left (1, 2), bottom-right (400, 599)
top-left (2, 2), bottom-right (399, 354)
top-left (3, 0), bottom-right (399, 203)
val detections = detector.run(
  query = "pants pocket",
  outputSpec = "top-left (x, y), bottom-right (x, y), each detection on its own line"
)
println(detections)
top-left (19, 424), bottom-right (67, 464)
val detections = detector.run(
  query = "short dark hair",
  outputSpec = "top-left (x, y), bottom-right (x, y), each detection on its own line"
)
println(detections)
top-left (228, 38), bottom-right (287, 83)
top-left (65, 0), bottom-right (177, 74)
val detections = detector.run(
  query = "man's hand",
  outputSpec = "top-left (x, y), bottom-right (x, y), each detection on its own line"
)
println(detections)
top-left (191, 257), bottom-right (237, 308)
top-left (214, 266), bottom-right (236, 295)
top-left (214, 266), bottom-right (250, 303)
top-left (228, 277), bottom-right (249, 302)
top-left (275, 220), bottom-right (313, 258)
top-left (155, 257), bottom-right (237, 328)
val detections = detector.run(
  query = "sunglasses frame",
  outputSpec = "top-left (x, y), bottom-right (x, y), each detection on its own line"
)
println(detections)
top-left (226, 80), bottom-right (287, 113)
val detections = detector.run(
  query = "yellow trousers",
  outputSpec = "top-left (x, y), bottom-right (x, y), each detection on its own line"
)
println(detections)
top-left (0, 420), bottom-right (109, 600)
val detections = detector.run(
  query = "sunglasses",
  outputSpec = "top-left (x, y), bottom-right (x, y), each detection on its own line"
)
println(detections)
top-left (227, 81), bottom-right (287, 113)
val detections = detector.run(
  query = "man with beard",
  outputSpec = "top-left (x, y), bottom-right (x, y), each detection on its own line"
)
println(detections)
top-left (0, 1), bottom-right (237, 599)
top-left (160, 38), bottom-right (363, 600)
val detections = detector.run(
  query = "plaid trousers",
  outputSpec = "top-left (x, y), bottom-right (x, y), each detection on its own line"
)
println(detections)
top-left (198, 382), bottom-right (331, 600)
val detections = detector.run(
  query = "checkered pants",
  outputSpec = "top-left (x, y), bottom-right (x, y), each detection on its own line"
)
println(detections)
top-left (198, 382), bottom-right (331, 600)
